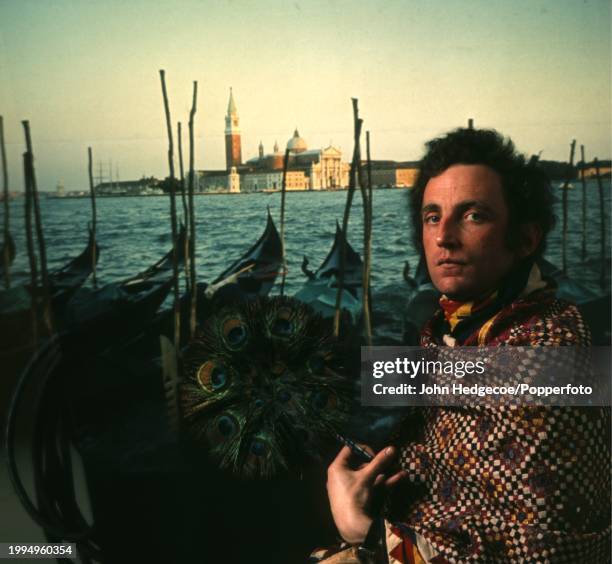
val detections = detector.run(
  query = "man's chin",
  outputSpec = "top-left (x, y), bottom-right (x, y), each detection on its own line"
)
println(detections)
top-left (437, 282), bottom-right (492, 302)
top-left (443, 291), bottom-right (473, 301)
top-left (434, 281), bottom-right (478, 302)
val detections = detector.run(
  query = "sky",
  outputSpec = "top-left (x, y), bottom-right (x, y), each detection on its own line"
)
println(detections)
top-left (0, 0), bottom-right (610, 191)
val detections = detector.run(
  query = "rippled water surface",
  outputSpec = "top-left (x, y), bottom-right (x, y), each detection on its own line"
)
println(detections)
top-left (3, 182), bottom-right (611, 339)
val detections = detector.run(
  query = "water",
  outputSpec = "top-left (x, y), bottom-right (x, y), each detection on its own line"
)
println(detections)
top-left (3, 181), bottom-right (611, 338)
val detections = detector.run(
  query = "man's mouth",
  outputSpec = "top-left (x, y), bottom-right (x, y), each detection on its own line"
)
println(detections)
top-left (437, 259), bottom-right (466, 266)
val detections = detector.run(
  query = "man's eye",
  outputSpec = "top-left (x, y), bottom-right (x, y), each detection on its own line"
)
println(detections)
top-left (465, 212), bottom-right (485, 222)
top-left (424, 214), bottom-right (440, 224)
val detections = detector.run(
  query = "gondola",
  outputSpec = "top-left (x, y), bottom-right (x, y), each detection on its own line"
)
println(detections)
top-left (151, 212), bottom-right (284, 346)
top-left (0, 229), bottom-right (99, 317)
top-left (5, 219), bottom-right (345, 564)
top-left (537, 257), bottom-right (610, 345)
top-left (537, 257), bottom-right (599, 304)
top-left (44, 227), bottom-right (100, 308)
top-left (0, 232), bottom-right (16, 278)
top-left (402, 256), bottom-right (440, 345)
top-left (0, 230), bottom-right (100, 352)
top-left (294, 222), bottom-right (363, 323)
top-left (59, 225), bottom-right (187, 348)
top-left (208, 208), bottom-right (282, 301)
top-left (52, 210), bottom-right (282, 377)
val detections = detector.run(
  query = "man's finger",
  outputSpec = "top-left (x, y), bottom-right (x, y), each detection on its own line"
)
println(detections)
top-left (361, 446), bottom-right (397, 484)
top-left (384, 470), bottom-right (409, 488)
top-left (332, 443), bottom-right (375, 470)
top-left (355, 442), bottom-right (376, 459)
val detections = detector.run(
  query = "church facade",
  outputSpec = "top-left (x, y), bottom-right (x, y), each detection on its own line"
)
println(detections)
top-left (196, 89), bottom-right (417, 193)
top-left (196, 90), bottom-right (350, 193)
top-left (241, 131), bottom-right (350, 192)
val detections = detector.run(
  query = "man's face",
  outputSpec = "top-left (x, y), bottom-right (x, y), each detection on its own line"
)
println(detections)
top-left (422, 164), bottom-right (517, 300)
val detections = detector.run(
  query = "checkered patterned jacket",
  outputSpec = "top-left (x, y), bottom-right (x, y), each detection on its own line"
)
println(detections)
top-left (383, 287), bottom-right (611, 563)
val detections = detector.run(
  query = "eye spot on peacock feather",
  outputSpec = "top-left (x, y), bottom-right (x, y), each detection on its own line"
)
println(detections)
top-left (307, 354), bottom-right (326, 374)
top-left (217, 415), bottom-right (237, 437)
top-left (197, 360), bottom-right (230, 392)
top-left (250, 439), bottom-right (268, 457)
top-left (270, 361), bottom-right (287, 377)
top-left (206, 413), bottom-right (240, 446)
top-left (311, 389), bottom-right (338, 411)
top-left (270, 307), bottom-right (294, 338)
top-left (277, 389), bottom-right (291, 403)
top-left (272, 318), bottom-right (292, 336)
top-left (221, 317), bottom-right (249, 349)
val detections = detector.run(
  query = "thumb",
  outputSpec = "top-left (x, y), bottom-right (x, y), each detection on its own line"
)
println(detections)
top-left (331, 445), bottom-right (357, 469)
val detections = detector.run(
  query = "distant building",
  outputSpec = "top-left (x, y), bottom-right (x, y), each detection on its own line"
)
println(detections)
top-left (225, 88), bottom-right (242, 170)
top-left (367, 160), bottom-right (420, 188)
top-left (578, 160), bottom-right (612, 179)
top-left (195, 89), bottom-right (417, 193)
top-left (95, 176), bottom-right (161, 196)
top-left (228, 167), bottom-right (240, 193)
top-left (242, 130), bottom-right (350, 191)
top-left (197, 169), bottom-right (232, 193)
top-left (197, 166), bottom-right (242, 193)
top-left (240, 168), bottom-right (309, 193)
top-left (0, 191), bottom-right (23, 201)
top-left (196, 91), bottom-right (350, 193)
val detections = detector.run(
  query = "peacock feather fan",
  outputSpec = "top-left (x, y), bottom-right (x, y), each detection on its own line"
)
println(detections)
top-left (179, 296), bottom-right (357, 478)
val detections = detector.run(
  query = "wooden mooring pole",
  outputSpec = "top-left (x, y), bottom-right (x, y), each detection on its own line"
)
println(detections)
top-left (23, 121), bottom-right (53, 336)
top-left (361, 131), bottom-right (373, 345)
top-left (159, 70), bottom-right (181, 352)
top-left (279, 148), bottom-right (290, 296)
top-left (1, 116), bottom-right (11, 289)
top-left (561, 139), bottom-right (576, 275)
top-left (23, 152), bottom-right (38, 345)
top-left (87, 147), bottom-right (98, 288)
top-left (177, 122), bottom-right (189, 226)
top-left (177, 121), bottom-right (191, 295)
top-left (334, 98), bottom-right (362, 337)
top-left (580, 145), bottom-right (587, 262)
top-left (187, 81), bottom-right (198, 338)
top-left (594, 158), bottom-right (606, 290)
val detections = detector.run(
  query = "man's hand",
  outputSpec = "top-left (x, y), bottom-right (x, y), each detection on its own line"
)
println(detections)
top-left (326, 445), bottom-right (407, 544)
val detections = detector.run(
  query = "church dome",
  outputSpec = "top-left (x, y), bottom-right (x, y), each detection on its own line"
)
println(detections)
top-left (287, 129), bottom-right (307, 153)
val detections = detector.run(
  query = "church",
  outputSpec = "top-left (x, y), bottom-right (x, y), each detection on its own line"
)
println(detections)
top-left (196, 89), bottom-right (350, 193)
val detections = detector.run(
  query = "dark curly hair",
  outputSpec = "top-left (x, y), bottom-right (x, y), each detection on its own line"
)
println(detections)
top-left (410, 128), bottom-right (555, 258)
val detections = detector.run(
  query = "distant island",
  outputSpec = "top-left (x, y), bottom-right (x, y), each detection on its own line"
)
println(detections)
top-left (2, 156), bottom-right (608, 201)
top-left (3, 89), bottom-right (610, 202)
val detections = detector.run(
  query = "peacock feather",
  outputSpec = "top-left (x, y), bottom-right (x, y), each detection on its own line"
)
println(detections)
top-left (179, 296), bottom-right (357, 478)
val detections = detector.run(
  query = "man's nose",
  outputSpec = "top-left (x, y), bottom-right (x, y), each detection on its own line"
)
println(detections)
top-left (436, 217), bottom-right (460, 248)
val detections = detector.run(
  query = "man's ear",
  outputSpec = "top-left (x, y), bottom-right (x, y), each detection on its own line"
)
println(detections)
top-left (517, 223), bottom-right (543, 258)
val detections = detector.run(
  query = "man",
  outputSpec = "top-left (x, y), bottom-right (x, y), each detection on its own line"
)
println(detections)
top-left (314, 128), bottom-right (610, 563)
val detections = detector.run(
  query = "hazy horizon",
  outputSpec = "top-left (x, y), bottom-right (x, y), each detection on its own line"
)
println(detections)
top-left (1, 0), bottom-right (610, 192)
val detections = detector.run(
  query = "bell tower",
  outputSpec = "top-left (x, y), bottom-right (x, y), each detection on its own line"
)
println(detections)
top-left (225, 87), bottom-right (242, 170)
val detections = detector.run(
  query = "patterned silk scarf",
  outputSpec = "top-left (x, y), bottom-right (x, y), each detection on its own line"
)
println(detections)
top-left (438, 258), bottom-right (545, 345)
